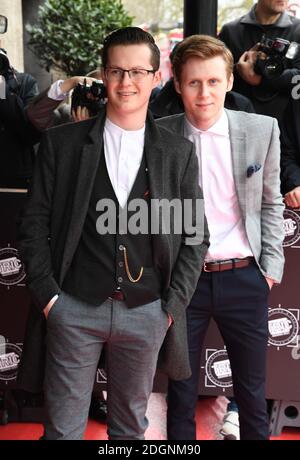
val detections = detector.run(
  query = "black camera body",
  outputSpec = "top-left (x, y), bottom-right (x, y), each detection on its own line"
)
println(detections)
top-left (254, 35), bottom-right (299, 78)
top-left (0, 17), bottom-right (15, 82)
top-left (71, 80), bottom-right (107, 116)
top-left (0, 48), bottom-right (14, 79)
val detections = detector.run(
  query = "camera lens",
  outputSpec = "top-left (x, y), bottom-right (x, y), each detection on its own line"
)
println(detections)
top-left (90, 82), bottom-right (101, 97)
top-left (265, 38), bottom-right (273, 47)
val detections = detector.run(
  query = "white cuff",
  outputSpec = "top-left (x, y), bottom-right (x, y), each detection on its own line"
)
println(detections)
top-left (47, 80), bottom-right (68, 101)
top-left (45, 294), bottom-right (59, 310)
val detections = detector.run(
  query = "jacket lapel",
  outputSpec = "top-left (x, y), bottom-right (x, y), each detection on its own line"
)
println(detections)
top-left (226, 109), bottom-right (247, 219)
top-left (60, 112), bottom-right (106, 283)
top-left (145, 112), bottom-right (171, 271)
top-left (172, 114), bottom-right (185, 137)
top-left (145, 114), bottom-right (165, 199)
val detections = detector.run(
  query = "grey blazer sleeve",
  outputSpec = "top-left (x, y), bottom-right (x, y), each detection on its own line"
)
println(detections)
top-left (164, 144), bottom-right (210, 320)
top-left (259, 118), bottom-right (285, 282)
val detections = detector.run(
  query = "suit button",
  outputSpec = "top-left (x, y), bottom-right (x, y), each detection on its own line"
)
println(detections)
top-left (119, 245), bottom-right (124, 251)
top-left (117, 276), bottom-right (123, 283)
top-left (118, 262), bottom-right (124, 267)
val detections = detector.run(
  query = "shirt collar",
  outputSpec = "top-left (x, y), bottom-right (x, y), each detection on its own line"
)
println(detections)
top-left (184, 110), bottom-right (229, 137)
top-left (105, 117), bottom-right (145, 137)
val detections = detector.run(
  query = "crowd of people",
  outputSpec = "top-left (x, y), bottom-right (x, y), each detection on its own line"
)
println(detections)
top-left (1, 0), bottom-right (300, 441)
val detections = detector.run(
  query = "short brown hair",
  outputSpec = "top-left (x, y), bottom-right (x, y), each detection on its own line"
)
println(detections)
top-left (172, 35), bottom-right (234, 81)
top-left (101, 27), bottom-right (160, 71)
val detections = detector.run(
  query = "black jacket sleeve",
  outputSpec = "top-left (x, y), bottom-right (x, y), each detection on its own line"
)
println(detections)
top-left (280, 99), bottom-right (300, 193)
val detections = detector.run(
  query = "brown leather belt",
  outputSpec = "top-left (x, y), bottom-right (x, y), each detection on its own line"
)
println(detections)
top-left (203, 257), bottom-right (255, 273)
top-left (109, 290), bottom-right (125, 301)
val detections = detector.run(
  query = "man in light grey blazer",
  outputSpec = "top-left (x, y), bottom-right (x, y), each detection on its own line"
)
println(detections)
top-left (157, 35), bottom-right (284, 441)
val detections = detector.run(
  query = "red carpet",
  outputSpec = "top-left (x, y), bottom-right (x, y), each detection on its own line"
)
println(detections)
top-left (0, 395), bottom-right (299, 440)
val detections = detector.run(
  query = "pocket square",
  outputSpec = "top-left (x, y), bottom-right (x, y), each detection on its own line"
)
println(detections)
top-left (247, 163), bottom-right (261, 178)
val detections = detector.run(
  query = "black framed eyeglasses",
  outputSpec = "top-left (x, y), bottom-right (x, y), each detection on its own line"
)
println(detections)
top-left (105, 67), bottom-right (156, 82)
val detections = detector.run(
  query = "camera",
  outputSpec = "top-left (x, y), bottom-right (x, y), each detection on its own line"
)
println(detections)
top-left (0, 48), bottom-right (14, 79)
top-left (71, 79), bottom-right (107, 116)
top-left (0, 14), bottom-right (7, 34)
top-left (254, 34), bottom-right (299, 78)
top-left (0, 15), bottom-right (13, 80)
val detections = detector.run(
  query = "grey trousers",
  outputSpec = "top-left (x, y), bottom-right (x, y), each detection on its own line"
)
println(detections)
top-left (44, 291), bottom-right (168, 440)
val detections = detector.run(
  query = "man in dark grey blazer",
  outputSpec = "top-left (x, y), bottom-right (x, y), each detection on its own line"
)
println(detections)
top-left (157, 35), bottom-right (284, 440)
top-left (17, 27), bottom-right (209, 440)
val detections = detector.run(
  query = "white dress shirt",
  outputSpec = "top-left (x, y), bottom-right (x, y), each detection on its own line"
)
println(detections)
top-left (103, 118), bottom-right (145, 208)
top-left (184, 110), bottom-right (253, 261)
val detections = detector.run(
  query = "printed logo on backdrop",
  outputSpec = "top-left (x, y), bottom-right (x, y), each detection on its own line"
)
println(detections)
top-left (283, 209), bottom-right (300, 247)
top-left (0, 246), bottom-right (26, 287)
top-left (96, 368), bottom-right (107, 384)
top-left (0, 338), bottom-right (22, 382)
top-left (268, 306), bottom-right (299, 348)
top-left (203, 348), bottom-right (233, 390)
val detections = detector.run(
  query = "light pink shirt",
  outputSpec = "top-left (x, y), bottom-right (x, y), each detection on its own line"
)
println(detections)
top-left (184, 110), bottom-right (253, 261)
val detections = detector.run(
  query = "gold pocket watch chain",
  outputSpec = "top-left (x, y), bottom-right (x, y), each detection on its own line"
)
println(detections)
top-left (122, 246), bottom-right (144, 283)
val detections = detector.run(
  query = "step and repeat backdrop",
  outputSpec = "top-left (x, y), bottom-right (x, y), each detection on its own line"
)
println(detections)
top-left (0, 189), bottom-right (299, 401)
top-left (0, 190), bottom-right (31, 391)
top-left (198, 207), bottom-right (300, 400)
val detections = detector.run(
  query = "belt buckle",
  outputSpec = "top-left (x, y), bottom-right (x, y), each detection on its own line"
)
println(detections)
top-left (203, 262), bottom-right (209, 272)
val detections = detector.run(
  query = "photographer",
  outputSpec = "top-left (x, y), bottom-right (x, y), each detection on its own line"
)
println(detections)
top-left (26, 73), bottom-right (106, 130)
top-left (219, 0), bottom-right (300, 120)
top-left (0, 46), bottom-right (39, 187)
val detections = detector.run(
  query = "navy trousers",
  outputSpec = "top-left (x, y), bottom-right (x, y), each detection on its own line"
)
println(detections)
top-left (167, 264), bottom-right (270, 440)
